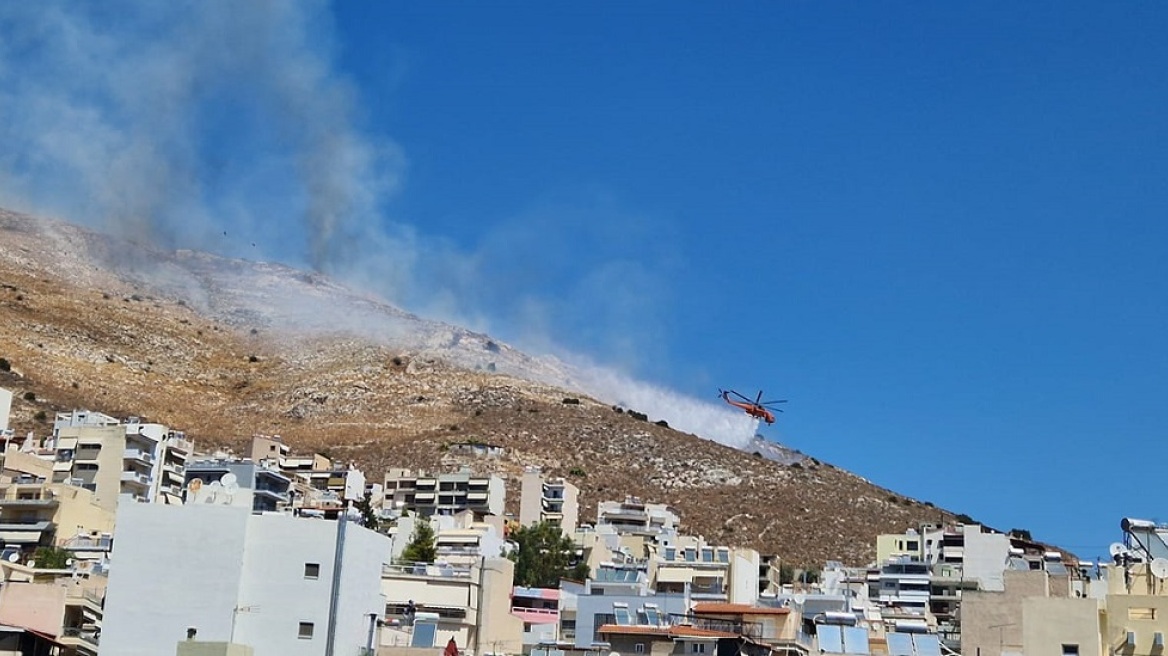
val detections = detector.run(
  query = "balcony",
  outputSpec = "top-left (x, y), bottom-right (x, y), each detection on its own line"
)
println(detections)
top-left (61, 535), bottom-right (114, 552)
top-left (61, 626), bottom-right (100, 651)
top-left (512, 606), bottom-right (560, 624)
top-left (383, 562), bottom-right (473, 578)
top-left (0, 495), bottom-right (58, 508)
top-left (120, 471), bottom-right (150, 487)
top-left (123, 448), bottom-right (154, 465)
top-left (0, 519), bottom-right (54, 544)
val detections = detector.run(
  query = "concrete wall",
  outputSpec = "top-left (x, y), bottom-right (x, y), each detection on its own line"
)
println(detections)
top-left (961, 570), bottom-right (1051, 656)
top-left (730, 549), bottom-right (760, 605)
top-left (963, 527), bottom-right (1010, 592)
top-left (176, 642), bottom-right (256, 656)
top-left (1, 448), bottom-right (52, 478)
top-left (103, 503), bottom-right (389, 656)
top-left (1102, 594), bottom-right (1168, 654)
top-left (1021, 596), bottom-right (1102, 656)
top-left (51, 483), bottom-right (116, 542)
top-left (0, 582), bottom-right (66, 635)
top-left (102, 504), bottom-right (250, 655)
top-left (0, 388), bottom-right (10, 432)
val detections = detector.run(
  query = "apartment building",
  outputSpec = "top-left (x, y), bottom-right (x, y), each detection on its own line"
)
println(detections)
top-left (511, 586), bottom-right (563, 649)
top-left (383, 468), bottom-right (505, 519)
top-left (183, 458), bottom-right (292, 513)
top-left (102, 502), bottom-right (389, 656)
top-left (519, 466), bottom-right (580, 535)
top-left (389, 510), bottom-right (507, 566)
top-left (380, 556), bottom-right (523, 655)
top-left (653, 537), bottom-right (761, 606)
top-left (0, 477), bottom-right (114, 561)
top-left (48, 411), bottom-right (192, 509)
top-left (0, 564), bottom-right (106, 656)
top-left (596, 497), bottom-right (680, 536)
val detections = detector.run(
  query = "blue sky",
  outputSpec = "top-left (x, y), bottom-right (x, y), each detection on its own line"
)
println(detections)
top-left (2, 2), bottom-right (1166, 559)
top-left (332, 3), bottom-right (1168, 557)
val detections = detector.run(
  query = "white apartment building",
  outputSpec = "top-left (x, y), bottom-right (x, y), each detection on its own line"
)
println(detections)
top-left (596, 497), bottom-right (680, 535)
top-left (101, 502), bottom-right (389, 656)
top-left (519, 466), bottom-right (579, 535)
top-left (389, 511), bottom-right (507, 566)
top-left (383, 468), bottom-right (504, 518)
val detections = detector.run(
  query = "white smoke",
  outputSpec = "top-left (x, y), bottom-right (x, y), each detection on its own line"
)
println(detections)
top-left (0, 1), bottom-right (763, 449)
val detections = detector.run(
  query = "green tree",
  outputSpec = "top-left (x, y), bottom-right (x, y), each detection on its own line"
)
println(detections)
top-left (399, 517), bottom-right (437, 564)
top-left (355, 491), bottom-right (380, 531)
top-left (508, 521), bottom-right (589, 587)
top-left (32, 546), bottom-right (70, 569)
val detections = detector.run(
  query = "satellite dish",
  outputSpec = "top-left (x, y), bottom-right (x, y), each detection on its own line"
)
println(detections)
top-left (188, 478), bottom-right (204, 493)
top-left (6, 552), bottom-right (19, 563)
top-left (1110, 543), bottom-right (1128, 557)
top-left (221, 473), bottom-right (238, 487)
top-left (1150, 558), bottom-right (1168, 579)
top-left (208, 480), bottom-right (222, 489)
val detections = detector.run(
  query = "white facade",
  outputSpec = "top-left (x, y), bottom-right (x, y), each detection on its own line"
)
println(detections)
top-left (102, 503), bottom-right (389, 656)
top-left (0, 388), bottom-right (11, 432)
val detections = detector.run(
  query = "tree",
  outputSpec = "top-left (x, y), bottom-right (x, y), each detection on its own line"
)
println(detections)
top-left (400, 517), bottom-right (437, 564)
top-left (355, 491), bottom-right (380, 531)
top-left (508, 521), bottom-right (589, 587)
top-left (32, 546), bottom-right (70, 569)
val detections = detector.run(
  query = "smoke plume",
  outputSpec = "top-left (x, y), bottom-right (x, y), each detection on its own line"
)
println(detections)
top-left (0, 1), bottom-right (760, 448)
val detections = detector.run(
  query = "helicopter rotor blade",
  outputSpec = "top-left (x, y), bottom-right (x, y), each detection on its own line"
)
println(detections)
top-left (730, 390), bottom-right (753, 403)
top-left (761, 399), bottom-right (787, 406)
top-left (755, 390), bottom-right (764, 405)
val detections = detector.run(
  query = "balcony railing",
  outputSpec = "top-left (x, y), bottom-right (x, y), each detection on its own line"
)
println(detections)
top-left (60, 535), bottom-right (114, 551)
top-left (61, 626), bottom-right (100, 646)
top-left (119, 472), bottom-right (150, 486)
top-left (123, 448), bottom-right (154, 463)
top-left (383, 562), bottom-right (473, 578)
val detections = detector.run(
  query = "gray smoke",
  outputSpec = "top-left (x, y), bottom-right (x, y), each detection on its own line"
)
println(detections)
top-left (0, 1), bottom-right (761, 448)
top-left (0, 0), bottom-right (400, 269)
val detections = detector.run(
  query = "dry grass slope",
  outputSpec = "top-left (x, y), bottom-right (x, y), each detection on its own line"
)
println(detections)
top-left (0, 210), bottom-right (954, 565)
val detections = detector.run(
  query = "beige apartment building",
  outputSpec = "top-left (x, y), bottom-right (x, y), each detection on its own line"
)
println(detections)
top-left (49, 411), bottom-right (192, 510)
top-left (380, 557), bottom-right (523, 656)
top-left (519, 466), bottom-right (579, 535)
top-left (964, 561), bottom-right (1168, 656)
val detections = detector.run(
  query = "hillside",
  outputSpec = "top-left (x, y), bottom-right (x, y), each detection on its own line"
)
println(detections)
top-left (0, 209), bottom-right (956, 565)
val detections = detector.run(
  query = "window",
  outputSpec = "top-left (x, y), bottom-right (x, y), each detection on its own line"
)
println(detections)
top-left (1129, 607), bottom-right (1157, 620)
top-left (634, 644), bottom-right (645, 653)
top-left (691, 643), bottom-right (706, 653)
top-left (298, 622), bottom-right (314, 639)
top-left (664, 547), bottom-right (676, 561)
top-left (304, 563), bottom-right (320, 579)
top-left (1061, 645), bottom-right (1078, 656)
top-left (906, 541), bottom-right (919, 551)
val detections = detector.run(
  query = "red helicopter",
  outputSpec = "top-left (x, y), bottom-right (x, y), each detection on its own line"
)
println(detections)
top-left (719, 389), bottom-right (787, 424)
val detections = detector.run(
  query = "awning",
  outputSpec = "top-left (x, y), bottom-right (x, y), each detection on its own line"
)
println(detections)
top-left (0, 531), bottom-right (46, 543)
top-left (56, 438), bottom-right (78, 450)
top-left (655, 567), bottom-right (695, 583)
